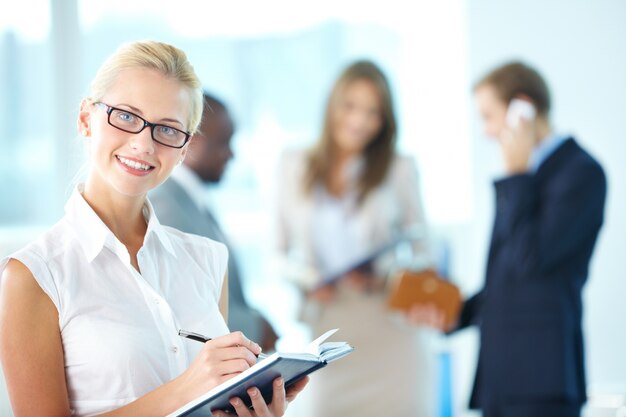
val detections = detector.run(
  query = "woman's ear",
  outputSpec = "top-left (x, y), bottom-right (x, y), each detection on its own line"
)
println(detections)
top-left (77, 99), bottom-right (92, 137)
top-left (179, 141), bottom-right (190, 164)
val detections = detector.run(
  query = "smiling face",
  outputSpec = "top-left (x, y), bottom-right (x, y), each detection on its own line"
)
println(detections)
top-left (330, 78), bottom-right (384, 157)
top-left (78, 67), bottom-right (192, 200)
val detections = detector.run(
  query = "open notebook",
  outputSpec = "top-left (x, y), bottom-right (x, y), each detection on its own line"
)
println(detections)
top-left (168, 329), bottom-right (354, 416)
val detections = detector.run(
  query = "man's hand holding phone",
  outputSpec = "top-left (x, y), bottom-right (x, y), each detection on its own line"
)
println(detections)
top-left (499, 98), bottom-right (537, 174)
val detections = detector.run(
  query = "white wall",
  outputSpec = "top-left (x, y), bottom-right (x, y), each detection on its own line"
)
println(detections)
top-left (449, 0), bottom-right (626, 414)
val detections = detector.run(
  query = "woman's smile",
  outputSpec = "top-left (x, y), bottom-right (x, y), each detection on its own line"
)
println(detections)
top-left (115, 155), bottom-right (155, 176)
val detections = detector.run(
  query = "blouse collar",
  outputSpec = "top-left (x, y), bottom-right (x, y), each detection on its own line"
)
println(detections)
top-left (65, 184), bottom-right (175, 262)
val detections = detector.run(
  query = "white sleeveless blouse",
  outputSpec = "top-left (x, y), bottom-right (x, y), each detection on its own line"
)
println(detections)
top-left (0, 185), bottom-right (230, 416)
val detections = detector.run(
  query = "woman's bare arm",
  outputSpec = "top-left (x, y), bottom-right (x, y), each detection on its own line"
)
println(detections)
top-left (0, 259), bottom-right (71, 417)
top-left (0, 261), bottom-right (258, 417)
top-left (219, 271), bottom-right (229, 322)
top-left (0, 261), bottom-right (304, 417)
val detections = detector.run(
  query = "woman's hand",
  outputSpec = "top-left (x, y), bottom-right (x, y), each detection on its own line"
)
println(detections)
top-left (172, 332), bottom-right (262, 404)
top-left (343, 270), bottom-right (385, 293)
top-left (212, 376), bottom-right (310, 417)
top-left (343, 270), bottom-right (372, 291)
top-left (307, 284), bottom-right (336, 303)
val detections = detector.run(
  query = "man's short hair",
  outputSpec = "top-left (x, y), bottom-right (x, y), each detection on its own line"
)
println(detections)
top-left (474, 61), bottom-right (551, 116)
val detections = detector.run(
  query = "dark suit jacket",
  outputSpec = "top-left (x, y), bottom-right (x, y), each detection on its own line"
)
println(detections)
top-left (149, 178), bottom-right (265, 341)
top-left (456, 138), bottom-right (607, 410)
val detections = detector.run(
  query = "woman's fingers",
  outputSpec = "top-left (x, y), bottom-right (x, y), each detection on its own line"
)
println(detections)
top-left (201, 343), bottom-right (306, 417)
top-left (344, 272), bottom-right (369, 291)
top-left (211, 345), bottom-right (258, 368)
top-left (285, 376), bottom-right (309, 402)
top-left (308, 285), bottom-right (336, 303)
top-left (198, 332), bottom-right (261, 377)
top-left (212, 358), bottom-right (254, 377)
top-left (269, 378), bottom-right (287, 414)
top-left (229, 393), bottom-right (257, 417)
top-left (224, 379), bottom-right (293, 417)
top-left (180, 331), bottom-right (262, 395)
top-left (210, 331), bottom-right (262, 356)
top-left (248, 386), bottom-right (273, 417)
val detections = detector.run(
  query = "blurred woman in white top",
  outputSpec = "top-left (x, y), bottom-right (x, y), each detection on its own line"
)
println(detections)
top-left (275, 60), bottom-right (434, 417)
top-left (0, 40), bottom-right (307, 417)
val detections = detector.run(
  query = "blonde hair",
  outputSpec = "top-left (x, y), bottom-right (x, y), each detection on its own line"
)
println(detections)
top-left (87, 40), bottom-right (204, 134)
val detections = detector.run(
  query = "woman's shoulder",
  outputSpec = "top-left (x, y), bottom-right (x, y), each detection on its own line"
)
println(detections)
top-left (0, 257), bottom-right (52, 307)
top-left (387, 153), bottom-right (419, 177)
top-left (4, 220), bottom-right (73, 269)
top-left (391, 152), bottom-right (417, 167)
top-left (277, 147), bottom-right (313, 191)
top-left (0, 220), bottom-right (71, 311)
top-left (1, 257), bottom-right (37, 285)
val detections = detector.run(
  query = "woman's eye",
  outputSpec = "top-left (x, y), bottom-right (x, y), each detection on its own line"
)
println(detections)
top-left (118, 112), bottom-right (135, 123)
top-left (158, 126), bottom-right (176, 136)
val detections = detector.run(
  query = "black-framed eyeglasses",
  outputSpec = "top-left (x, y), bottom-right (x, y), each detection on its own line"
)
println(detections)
top-left (94, 102), bottom-right (191, 149)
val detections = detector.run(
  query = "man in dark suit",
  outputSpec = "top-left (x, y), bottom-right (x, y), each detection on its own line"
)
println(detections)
top-left (150, 92), bottom-right (278, 351)
top-left (410, 62), bottom-right (607, 417)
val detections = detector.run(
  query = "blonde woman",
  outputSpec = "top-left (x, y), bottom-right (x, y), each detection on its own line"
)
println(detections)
top-left (276, 60), bottom-right (433, 417)
top-left (0, 41), bottom-right (307, 417)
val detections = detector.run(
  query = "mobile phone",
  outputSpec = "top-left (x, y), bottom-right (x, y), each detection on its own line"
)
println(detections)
top-left (506, 98), bottom-right (536, 128)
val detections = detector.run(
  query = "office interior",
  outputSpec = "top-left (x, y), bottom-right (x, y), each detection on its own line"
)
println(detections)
top-left (0, 0), bottom-right (625, 416)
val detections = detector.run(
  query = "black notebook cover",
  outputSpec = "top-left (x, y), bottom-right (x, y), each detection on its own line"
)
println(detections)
top-left (168, 330), bottom-right (353, 416)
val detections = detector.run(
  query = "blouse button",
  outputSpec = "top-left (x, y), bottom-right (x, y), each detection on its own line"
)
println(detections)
top-left (171, 346), bottom-right (179, 354)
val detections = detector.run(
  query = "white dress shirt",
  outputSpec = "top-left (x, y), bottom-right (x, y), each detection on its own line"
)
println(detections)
top-left (310, 158), bottom-right (369, 278)
top-left (0, 185), bottom-right (229, 416)
top-left (528, 132), bottom-right (569, 173)
top-left (276, 149), bottom-right (431, 288)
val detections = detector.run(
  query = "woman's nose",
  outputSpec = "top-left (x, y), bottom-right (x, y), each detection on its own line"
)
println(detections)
top-left (129, 127), bottom-right (156, 154)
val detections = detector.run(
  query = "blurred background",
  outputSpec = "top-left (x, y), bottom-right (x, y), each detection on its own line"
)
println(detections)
top-left (1, 0), bottom-right (625, 416)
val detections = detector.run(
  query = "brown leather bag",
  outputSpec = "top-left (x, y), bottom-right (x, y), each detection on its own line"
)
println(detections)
top-left (387, 269), bottom-right (462, 329)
